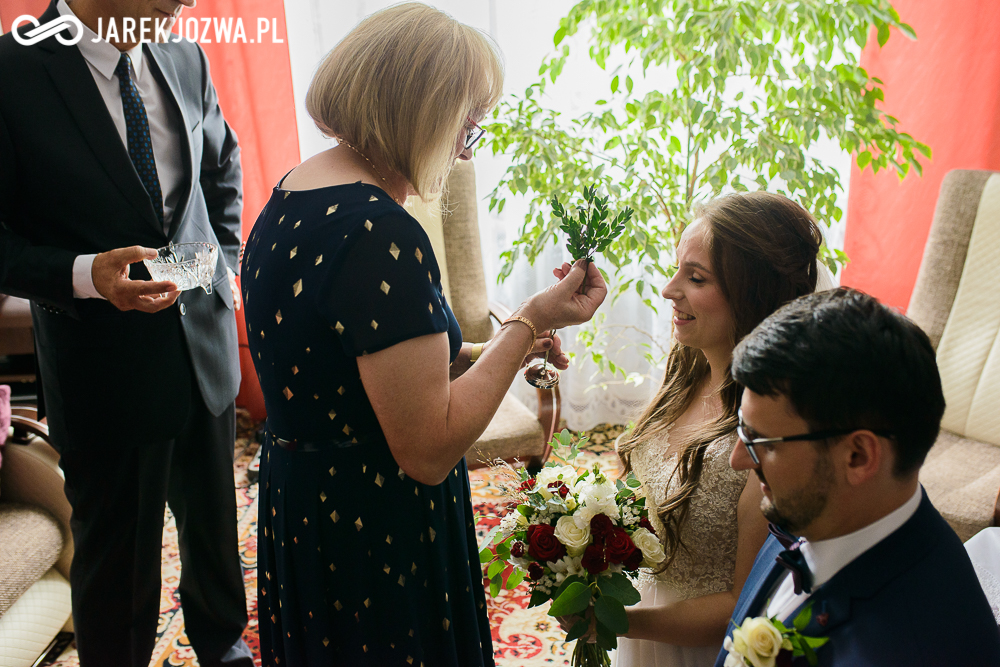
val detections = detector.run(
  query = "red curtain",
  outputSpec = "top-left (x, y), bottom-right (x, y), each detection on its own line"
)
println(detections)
top-left (2, 1), bottom-right (298, 420)
top-left (841, 0), bottom-right (1000, 311)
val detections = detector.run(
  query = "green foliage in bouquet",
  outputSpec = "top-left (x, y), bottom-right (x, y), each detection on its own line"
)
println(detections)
top-left (480, 430), bottom-right (661, 665)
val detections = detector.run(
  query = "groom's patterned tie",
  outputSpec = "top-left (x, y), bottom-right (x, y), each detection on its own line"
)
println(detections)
top-left (115, 53), bottom-right (164, 227)
top-left (769, 523), bottom-right (813, 595)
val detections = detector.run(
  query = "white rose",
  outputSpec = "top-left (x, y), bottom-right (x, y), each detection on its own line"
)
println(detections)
top-left (573, 482), bottom-right (620, 528)
top-left (554, 515), bottom-right (591, 557)
top-left (630, 527), bottom-right (666, 566)
top-left (536, 465), bottom-right (578, 490)
top-left (740, 617), bottom-right (783, 667)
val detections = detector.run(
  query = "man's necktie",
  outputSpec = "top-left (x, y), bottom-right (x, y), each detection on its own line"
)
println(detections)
top-left (115, 53), bottom-right (164, 226)
top-left (769, 523), bottom-right (813, 595)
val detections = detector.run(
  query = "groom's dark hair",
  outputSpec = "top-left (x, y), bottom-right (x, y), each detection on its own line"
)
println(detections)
top-left (731, 287), bottom-right (945, 476)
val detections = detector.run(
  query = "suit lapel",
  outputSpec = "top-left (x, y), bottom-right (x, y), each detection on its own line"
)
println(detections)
top-left (36, 4), bottom-right (163, 236)
top-left (736, 537), bottom-right (789, 622)
top-left (145, 43), bottom-right (193, 239)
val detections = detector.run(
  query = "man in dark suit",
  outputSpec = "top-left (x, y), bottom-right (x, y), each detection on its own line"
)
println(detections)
top-left (715, 288), bottom-right (1000, 666)
top-left (0, 1), bottom-right (251, 664)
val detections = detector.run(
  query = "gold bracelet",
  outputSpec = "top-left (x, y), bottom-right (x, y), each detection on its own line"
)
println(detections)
top-left (469, 342), bottom-right (485, 364)
top-left (502, 315), bottom-right (537, 351)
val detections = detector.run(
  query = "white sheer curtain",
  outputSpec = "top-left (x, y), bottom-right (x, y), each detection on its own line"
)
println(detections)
top-left (282, 0), bottom-right (848, 430)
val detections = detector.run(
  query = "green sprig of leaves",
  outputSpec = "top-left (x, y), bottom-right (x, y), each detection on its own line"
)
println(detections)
top-left (552, 186), bottom-right (634, 263)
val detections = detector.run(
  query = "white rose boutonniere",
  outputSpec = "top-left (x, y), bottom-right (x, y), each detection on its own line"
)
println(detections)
top-left (725, 604), bottom-right (829, 667)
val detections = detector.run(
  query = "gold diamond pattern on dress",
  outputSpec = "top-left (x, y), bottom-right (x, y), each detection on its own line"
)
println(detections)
top-left (386, 535), bottom-right (393, 545)
top-left (292, 366), bottom-right (299, 375)
top-left (428, 527), bottom-right (436, 542)
top-left (369, 195), bottom-right (378, 202)
top-left (429, 500), bottom-right (434, 510)
top-left (442, 619), bottom-right (450, 631)
top-left (380, 281), bottom-right (390, 295)
top-left (364, 219), bottom-right (373, 231)
top-left (415, 247), bottom-right (423, 263)
top-left (364, 598), bottom-right (371, 608)
top-left (428, 303), bottom-right (433, 314)
top-left (255, 269), bottom-right (260, 279)
top-left (428, 271), bottom-right (432, 282)
top-left (398, 575), bottom-right (406, 587)
top-left (329, 466), bottom-right (336, 476)
top-left (409, 629), bottom-right (414, 637)
top-left (338, 386), bottom-right (345, 395)
top-left (320, 492), bottom-right (327, 502)
top-left (275, 310), bottom-right (282, 324)
top-left (284, 192), bottom-right (290, 199)
top-left (355, 517), bottom-right (363, 531)
top-left (370, 320), bottom-right (378, 330)
top-left (398, 467), bottom-right (405, 480)
top-left (383, 564), bottom-right (391, 574)
top-left (315, 254), bottom-right (323, 265)
top-left (362, 464), bottom-right (367, 473)
top-left (324, 635), bottom-right (331, 645)
top-left (294, 221), bottom-right (301, 229)
top-left (293, 537), bottom-right (298, 544)
top-left (407, 658), bottom-right (414, 665)
top-left (290, 246), bottom-right (297, 259)
top-left (330, 510), bottom-right (339, 523)
top-left (303, 517), bottom-right (308, 526)
top-left (260, 331), bottom-right (265, 339)
top-left (271, 243), bottom-right (277, 251)
top-left (335, 322), bottom-right (344, 334)
top-left (328, 410), bottom-right (336, 420)
top-left (327, 205), bottom-right (338, 215)
top-left (293, 279), bottom-right (303, 297)
top-left (279, 215), bottom-right (285, 224)
top-left (389, 243), bottom-right (400, 260)
top-left (283, 387), bottom-right (293, 400)
top-left (343, 424), bottom-right (352, 436)
top-left (375, 473), bottom-right (384, 487)
top-left (333, 600), bottom-right (341, 611)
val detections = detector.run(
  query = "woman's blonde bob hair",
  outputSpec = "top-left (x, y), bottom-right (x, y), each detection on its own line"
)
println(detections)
top-left (306, 3), bottom-right (504, 200)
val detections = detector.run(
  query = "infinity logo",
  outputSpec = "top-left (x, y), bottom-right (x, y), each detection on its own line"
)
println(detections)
top-left (11, 14), bottom-right (84, 46)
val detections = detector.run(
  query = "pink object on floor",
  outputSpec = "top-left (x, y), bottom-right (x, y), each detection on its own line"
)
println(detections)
top-left (0, 384), bottom-right (9, 452)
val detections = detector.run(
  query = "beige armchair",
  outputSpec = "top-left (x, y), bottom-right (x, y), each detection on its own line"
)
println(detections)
top-left (909, 169), bottom-right (1000, 542)
top-left (412, 160), bottom-right (560, 469)
top-left (0, 406), bottom-right (74, 665)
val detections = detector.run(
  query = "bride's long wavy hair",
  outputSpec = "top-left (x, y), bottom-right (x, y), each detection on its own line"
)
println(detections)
top-left (617, 192), bottom-right (822, 573)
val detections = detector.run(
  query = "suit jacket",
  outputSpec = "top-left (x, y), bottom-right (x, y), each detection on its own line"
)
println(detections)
top-left (715, 490), bottom-right (1000, 666)
top-left (0, 2), bottom-right (242, 448)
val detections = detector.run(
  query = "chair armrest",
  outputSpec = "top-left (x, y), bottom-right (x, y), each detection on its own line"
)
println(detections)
top-left (486, 300), bottom-right (560, 466)
top-left (10, 412), bottom-right (48, 444)
top-left (2, 416), bottom-right (72, 580)
top-left (488, 300), bottom-right (514, 326)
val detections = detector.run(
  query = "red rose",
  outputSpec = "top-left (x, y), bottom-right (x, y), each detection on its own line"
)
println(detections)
top-left (519, 479), bottom-right (537, 492)
top-left (510, 541), bottom-right (525, 558)
top-left (606, 527), bottom-right (639, 565)
top-left (526, 524), bottom-right (566, 562)
top-left (638, 517), bottom-right (655, 534)
top-left (547, 481), bottom-right (570, 498)
top-left (527, 561), bottom-right (545, 581)
top-left (581, 543), bottom-right (608, 574)
top-left (590, 514), bottom-right (614, 541)
top-left (623, 547), bottom-right (644, 571)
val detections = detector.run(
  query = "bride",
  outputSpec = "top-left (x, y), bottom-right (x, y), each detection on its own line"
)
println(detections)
top-left (609, 192), bottom-right (833, 666)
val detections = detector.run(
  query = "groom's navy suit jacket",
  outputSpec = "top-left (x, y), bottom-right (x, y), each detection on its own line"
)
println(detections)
top-left (715, 490), bottom-right (1000, 666)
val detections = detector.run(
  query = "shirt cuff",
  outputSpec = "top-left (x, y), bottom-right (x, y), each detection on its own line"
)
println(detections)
top-left (72, 254), bottom-right (105, 300)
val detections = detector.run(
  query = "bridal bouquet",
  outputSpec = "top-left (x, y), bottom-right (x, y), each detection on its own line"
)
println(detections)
top-left (480, 430), bottom-right (665, 666)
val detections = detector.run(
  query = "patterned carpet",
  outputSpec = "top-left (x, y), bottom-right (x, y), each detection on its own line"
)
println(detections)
top-left (45, 415), bottom-right (624, 667)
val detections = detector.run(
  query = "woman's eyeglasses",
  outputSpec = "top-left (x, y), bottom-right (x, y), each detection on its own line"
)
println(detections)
top-left (464, 117), bottom-right (486, 150)
top-left (736, 408), bottom-right (895, 465)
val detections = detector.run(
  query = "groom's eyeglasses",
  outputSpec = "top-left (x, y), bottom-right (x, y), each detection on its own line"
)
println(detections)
top-left (736, 409), bottom-right (895, 465)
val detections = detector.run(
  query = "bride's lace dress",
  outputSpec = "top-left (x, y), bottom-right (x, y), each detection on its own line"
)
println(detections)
top-left (613, 427), bottom-right (748, 667)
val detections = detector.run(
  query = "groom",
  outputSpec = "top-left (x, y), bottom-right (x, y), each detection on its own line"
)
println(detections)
top-left (717, 288), bottom-right (1000, 666)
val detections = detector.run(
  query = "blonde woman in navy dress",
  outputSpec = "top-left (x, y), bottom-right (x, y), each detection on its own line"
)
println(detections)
top-left (242, 4), bottom-right (608, 665)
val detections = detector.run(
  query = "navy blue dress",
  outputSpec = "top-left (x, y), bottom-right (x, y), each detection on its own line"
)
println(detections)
top-left (242, 180), bottom-right (494, 666)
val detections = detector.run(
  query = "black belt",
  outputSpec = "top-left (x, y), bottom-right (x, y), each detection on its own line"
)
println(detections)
top-left (266, 427), bottom-right (367, 452)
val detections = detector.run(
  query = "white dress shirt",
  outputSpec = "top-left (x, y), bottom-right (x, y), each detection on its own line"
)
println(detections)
top-left (765, 485), bottom-right (923, 622)
top-left (59, 0), bottom-right (185, 299)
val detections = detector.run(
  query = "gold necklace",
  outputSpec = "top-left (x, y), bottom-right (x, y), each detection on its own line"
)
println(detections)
top-left (340, 141), bottom-right (402, 204)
